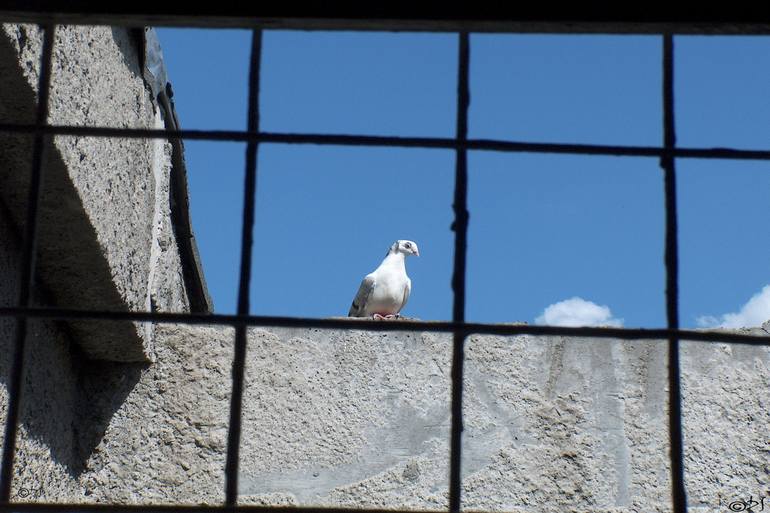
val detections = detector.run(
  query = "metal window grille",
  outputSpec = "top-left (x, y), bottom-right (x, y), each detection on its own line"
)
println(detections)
top-left (1, 10), bottom-right (770, 513)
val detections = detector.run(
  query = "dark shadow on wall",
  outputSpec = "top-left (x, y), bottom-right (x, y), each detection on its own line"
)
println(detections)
top-left (0, 26), bottom-right (149, 478)
top-left (0, 207), bottom-right (146, 478)
top-left (73, 356), bottom-right (148, 474)
top-left (0, 27), bottom-right (147, 362)
top-left (0, 321), bottom-right (146, 479)
top-left (110, 26), bottom-right (145, 79)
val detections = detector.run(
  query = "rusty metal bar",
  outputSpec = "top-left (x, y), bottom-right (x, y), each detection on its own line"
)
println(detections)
top-left (448, 30), bottom-right (470, 513)
top-left (661, 33), bottom-right (688, 513)
top-left (224, 28), bottom-right (263, 506)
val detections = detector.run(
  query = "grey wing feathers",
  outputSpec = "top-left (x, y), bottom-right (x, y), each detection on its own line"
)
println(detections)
top-left (399, 277), bottom-right (411, 313)
top-left (348, 275), bottom-right (376, 317)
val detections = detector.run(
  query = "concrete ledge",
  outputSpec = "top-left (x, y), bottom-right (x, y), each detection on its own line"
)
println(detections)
top-left (2, 319), bottom-right (767, 508)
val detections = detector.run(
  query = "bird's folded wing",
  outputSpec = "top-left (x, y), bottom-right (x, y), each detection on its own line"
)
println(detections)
top-left (348, 274), bottom-right (376, 317)
top-left (400, 277), bottom-right (411, 312)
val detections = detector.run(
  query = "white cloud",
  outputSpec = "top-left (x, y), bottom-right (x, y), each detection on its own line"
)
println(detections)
top-left (696, 285), bottom-right (770, 329)
top-left (536, 297), bottom-right (623, 327)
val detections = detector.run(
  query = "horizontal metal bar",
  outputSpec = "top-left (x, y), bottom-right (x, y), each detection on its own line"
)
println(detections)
top-left (0, 503), bottom-right (433, 513)
top-left (0, 306), bottom-right (768, 345)
top-left (2, 123), bottom-right (770, 161)
top-left (3, 8), bottom-right (770, 33)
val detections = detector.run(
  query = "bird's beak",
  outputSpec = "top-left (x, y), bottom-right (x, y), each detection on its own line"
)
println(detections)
top-left (414, 248), bottom-right (420, 257)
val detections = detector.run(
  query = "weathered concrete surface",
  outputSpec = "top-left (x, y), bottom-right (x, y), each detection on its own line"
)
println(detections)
top-left (0, 22), bottom-right (212, 503)
top-left (237, 326), bottom-right (768, 513)
top-left (681, 335), bottom-right (770, 511)
top-left (0, 23), bottom-right (190, 362)
top-left (0, 210), bottom-right (82, 501)
top-left (0, 320), bottom-right (233, 503)
top-left (75, 324), bottom-right (233, 503)
top-left (2, 308), bottom-right (767, 508)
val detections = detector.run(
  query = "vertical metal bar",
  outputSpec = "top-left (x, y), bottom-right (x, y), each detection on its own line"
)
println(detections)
top-left (0, 24), bottom-right (57, 504)
top-left (225, 29), bottom-right (262, 507)
top-left (662, 33), bottom-right (687, 513)
top-left (449, 31), bottom-right (470, 513)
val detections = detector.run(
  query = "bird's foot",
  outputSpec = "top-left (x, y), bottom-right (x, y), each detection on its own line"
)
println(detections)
top-left (372, 313), bottom-right (400, 320)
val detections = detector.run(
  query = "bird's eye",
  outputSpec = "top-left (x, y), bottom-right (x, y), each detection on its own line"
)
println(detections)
top-left (405, 242), bottom-right (411, 248)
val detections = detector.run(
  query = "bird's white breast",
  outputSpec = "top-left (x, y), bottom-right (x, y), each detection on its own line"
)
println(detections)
top-left (366, 260), bottom-right (408, 315)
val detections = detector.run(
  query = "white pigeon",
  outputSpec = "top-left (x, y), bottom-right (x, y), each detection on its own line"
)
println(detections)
top-left (348, 240), bottom-right (420, 319)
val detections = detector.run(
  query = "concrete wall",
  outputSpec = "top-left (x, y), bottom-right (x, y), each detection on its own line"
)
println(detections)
top-left (0, 23), bottom-right (190, 363)
top-left (0, 23), bottom-right (199, 501)
top-left (1, 22), bottom-right (768, 513)
top-left (8, 314), bottom-right (758, 511)
top-left (234, 326), bottom-right (769, 513)
top-left (25, 317), bottom-right (760, 511)
top-left (0, 209), bottom-right (83, 500)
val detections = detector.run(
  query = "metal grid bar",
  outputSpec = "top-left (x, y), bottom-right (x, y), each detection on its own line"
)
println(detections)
top-left (0, 23), bottom-right (56, 503)
top-left (662, 34), bottom-right (687, 513)
top-left (224, 29), bottom-right (263, 504)
top-left (4, 7), bottom-right (770, 34)
top-left (448, 31), bottom-right (470, 513)
top-left (2, 504), bottom-right (441, 513)
top-left (0, 17), bottom-right (764, 513)
top-left (0, 305), bottom-right (769, 344)
top-left (4, 123), bottom-right (770, 161)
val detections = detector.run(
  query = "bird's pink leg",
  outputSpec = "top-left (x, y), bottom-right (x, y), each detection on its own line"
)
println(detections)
top-left (372, 313), bottom-right (401, 320)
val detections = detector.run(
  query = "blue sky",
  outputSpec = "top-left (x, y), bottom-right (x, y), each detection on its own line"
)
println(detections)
top-left (156, 29), bottom-right (770, 328)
